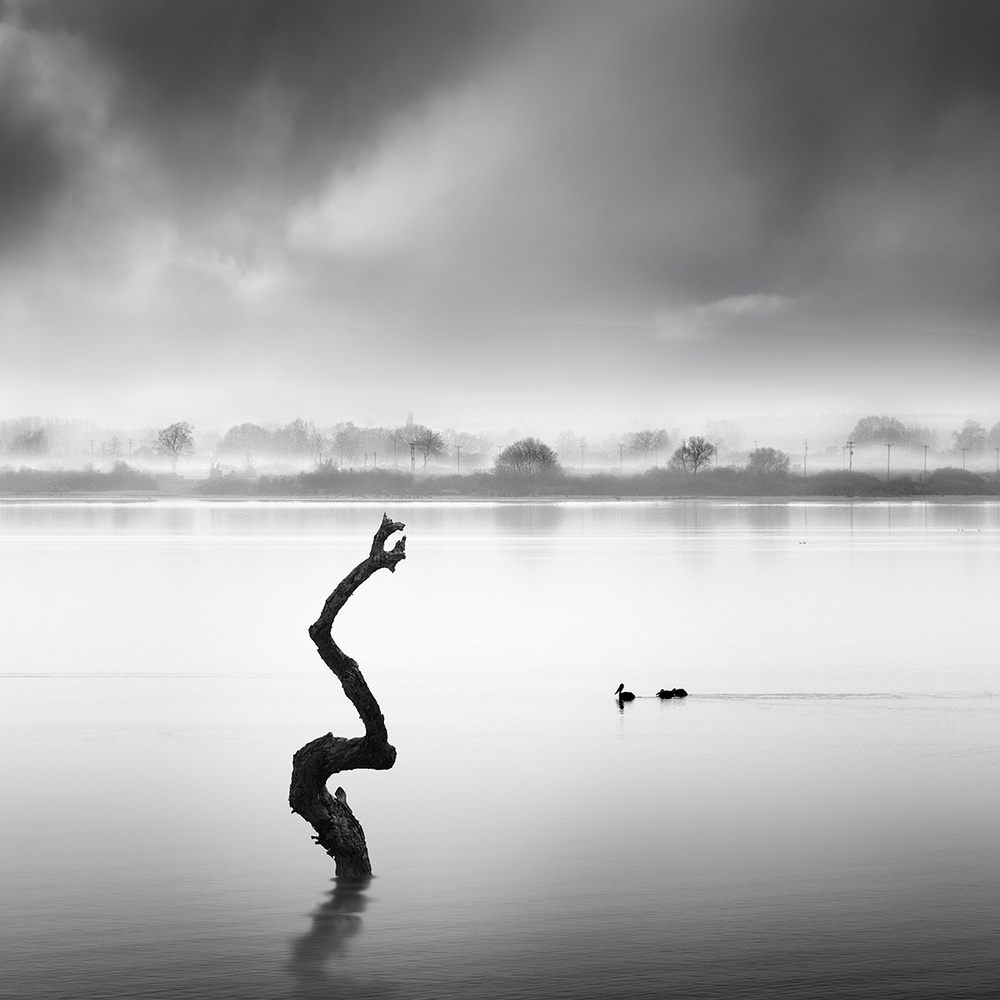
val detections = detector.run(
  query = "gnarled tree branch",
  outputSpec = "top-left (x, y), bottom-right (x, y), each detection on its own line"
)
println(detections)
top-left (289, 514), bottom-right (406, 877)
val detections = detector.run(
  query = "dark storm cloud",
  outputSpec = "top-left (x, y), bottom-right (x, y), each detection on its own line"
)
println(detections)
top-left (424, 0), bottom-right (1000, 327)
top-left (0, 12), bottom-right (66, 254)
top-left (721, 0), bottom-right (1000, 285)
top-left (5, 0), bottom-right (999, 307)
top-left (724, 0), bottom-right (1000, 210)
top-left (6, 0), bottom-right (537, 247)
top-left (0, 95), bottom-right (63, 252)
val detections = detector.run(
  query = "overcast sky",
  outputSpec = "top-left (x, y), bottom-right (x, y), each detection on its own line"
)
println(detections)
top-left (3, 0), bottom-right (1000, 433)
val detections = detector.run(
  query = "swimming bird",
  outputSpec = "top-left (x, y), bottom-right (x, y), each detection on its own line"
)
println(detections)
top-left (615, 683), bottom-right (635, 704)
top-left (656, 687), bottom-right (688, 699)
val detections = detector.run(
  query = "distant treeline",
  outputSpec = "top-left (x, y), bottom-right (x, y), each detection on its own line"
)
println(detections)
top-left (4, 461), bottom-right (1000, 499)
top-left (6, 413), bottom-right (1000, 476)
top-left (192, 465), bottom-right (1000, 498)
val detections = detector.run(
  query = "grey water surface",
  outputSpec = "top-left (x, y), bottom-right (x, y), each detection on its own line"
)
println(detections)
top-left (1, 500), bottom-right (998, 998)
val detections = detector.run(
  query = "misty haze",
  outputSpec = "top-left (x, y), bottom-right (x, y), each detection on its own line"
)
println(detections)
top-left (2, 3), bottom-right (999, 999)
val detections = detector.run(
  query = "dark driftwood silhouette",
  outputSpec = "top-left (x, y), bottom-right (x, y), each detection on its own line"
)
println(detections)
top-left (289, 514), bottom-right (406, 877)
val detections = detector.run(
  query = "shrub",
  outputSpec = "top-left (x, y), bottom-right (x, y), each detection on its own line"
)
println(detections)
top-left (923, 467), bottom-right (992, 495)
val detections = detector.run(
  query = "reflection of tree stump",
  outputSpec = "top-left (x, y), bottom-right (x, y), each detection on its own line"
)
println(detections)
top-left (289, 514), bottom-right (406, 877)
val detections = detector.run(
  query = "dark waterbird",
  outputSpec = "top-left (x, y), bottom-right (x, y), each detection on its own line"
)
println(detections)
top-left (615, 683), bottom-right (635, 704)
top-left (656, 687), bottom-right (688, 699)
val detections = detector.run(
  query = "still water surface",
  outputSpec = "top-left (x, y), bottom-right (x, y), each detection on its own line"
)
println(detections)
top-left (2, 500), bottom-right (998, 998)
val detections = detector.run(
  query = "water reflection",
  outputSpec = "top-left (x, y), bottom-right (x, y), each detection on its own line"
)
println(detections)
top-left (288, 877), bottom-right (399, 998)
top-left (291, 877), bottom-right (369, 965)
top-left (488, 502), bottom-right (567, 536)
top-left (738, 503), bottom-right (793, 532)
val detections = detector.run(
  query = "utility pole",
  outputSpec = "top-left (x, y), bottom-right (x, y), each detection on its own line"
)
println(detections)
top-left (847, 440), bottom-right (855, 472)
top-left (995, 446), bottom-right (999, 474)
top-left (803, 439), bottom-right (808, 478)
top-left (923, 444), bottom-right (929, 480)
top-left (456, 444), bottom-right (462, 474)
top-left (961, 447), bottom-right (968, 470)
top-left (886, 442), bottom-right (893, 482)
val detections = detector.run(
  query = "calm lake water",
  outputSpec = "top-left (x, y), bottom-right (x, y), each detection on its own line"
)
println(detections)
top-left (2, 499), bottom-right (998, 999)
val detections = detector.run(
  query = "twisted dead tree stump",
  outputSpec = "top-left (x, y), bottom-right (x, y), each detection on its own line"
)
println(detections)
top-left (289, 514), bottom-right (406, 877)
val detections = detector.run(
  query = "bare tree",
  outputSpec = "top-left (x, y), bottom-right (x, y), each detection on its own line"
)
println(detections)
top-left (705, 419), bottom-right (745, 455)
top-left (333, 423), bottom-right (361, 468)
top-left (103, 435), bottom-right (123, 462)
top-left (555, 431), bottom-right (586, 464)
top-left (443, 429), bottom-right (493, 469)
top-left (746, 446), bottom-right (790, 475)
top-left (10, 428), bottom-right (48, 456)
top-left (953, 419), bottom-right (987, 451)
top-left (848, 414), bottom-right (932, 448)
top-left (389, 425), bottom-right (410, 466)
top-left (273, 418), bottom-right (322, 459)
top-left (289, 515), bottom-right (406, 877)
top-left (626, 429), bottom-right (670, 465)
top-left (155, 421), bottom-right (194, 471)
top-left (412, 426), bottom-right (447, 471)
top-left (218, 422), bottom-right (272, 458)
top-left (671, 435), bottom-right (716, 474)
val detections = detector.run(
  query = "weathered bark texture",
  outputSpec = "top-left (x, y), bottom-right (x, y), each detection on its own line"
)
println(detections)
top-left (289, 514), bottom-right (406, 877)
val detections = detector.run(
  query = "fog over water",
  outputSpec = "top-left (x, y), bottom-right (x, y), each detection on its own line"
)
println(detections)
top-left (2, 501), bottom-right (999, 998)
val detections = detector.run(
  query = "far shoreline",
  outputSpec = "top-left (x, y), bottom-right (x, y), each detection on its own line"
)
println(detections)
top-left (3, 491), bottom-right (999, 504)
top-left (5, 460), bottom-right (999, 503)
